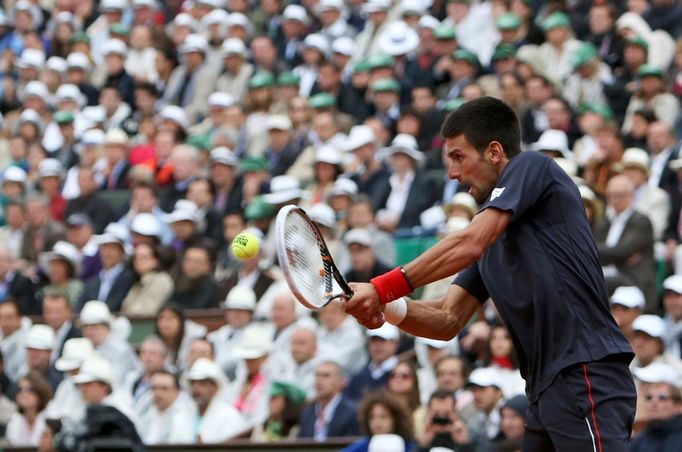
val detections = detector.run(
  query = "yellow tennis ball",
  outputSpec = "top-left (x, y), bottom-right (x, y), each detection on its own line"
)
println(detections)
top-left (232, 232), bottom-right (260, 260)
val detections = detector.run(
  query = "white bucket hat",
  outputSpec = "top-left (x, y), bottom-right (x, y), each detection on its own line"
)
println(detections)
top-left (130, 212), bottom-right (162, 238)
top-left (378, 21), bottom-right (420, 56)
top-left (39, 241), bottom-right (82, 275)
top-left (385, 134), bottom-right (424, 161)
top-left (262, 175), bottom-right (308, 204)
top-left (164, 200), bottom-right (200, 224)
top-left (79, 300), bottom-right (113, 326)
top-left (72, 355), bottom-right (114, 387)
top-left (222, 286), bottom-right (257, 311)
top-left (532, 129), bottom-right (572, 159)
top-left (233, 324), bottom-right (274, 359)
top-left (55, 338), bottom-right (95, 372)
top-left (308, 203), bottom-right (337, 229)
top-left (185, 357), bottom-right (229, 389)
top-left (25, 324), bottom-right (56, 350)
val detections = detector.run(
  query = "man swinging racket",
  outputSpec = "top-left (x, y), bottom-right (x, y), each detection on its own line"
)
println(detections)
top-left (343, 97), bottom-right (636, 451)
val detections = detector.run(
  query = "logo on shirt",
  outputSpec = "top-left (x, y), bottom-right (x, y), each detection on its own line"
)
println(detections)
top-left (490, 187), bottom-right (506, 201)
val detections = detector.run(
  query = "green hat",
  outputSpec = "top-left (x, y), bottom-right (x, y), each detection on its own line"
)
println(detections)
top-left (69, 31), bottom-right (90, 44)
top-left (578, 102), bottom-right (614, 121)
top-left (109, 23), bottom-right (129, 36)
top-left (496, 13), bottom-right (522, 30)
top-left (371, 78), bottom-right (401, 93)
top-left (443, 97), bottom-right (466, 112)
top-left (245, 196), bottom-right (275, 220)
top-left (571, 43), bottom-right (598, 69)
top-left (452, 49), bottom-right (479, 66)
top-left (541, 11), bottom-right (571, 32)
top-left (353, 59), bottom-right (372, 73)
top-left (434, 24), bottom-right (457, 40)
top-left (249, 71), bottom-right (275, 89)
top-left (637, 64), bottom-right (663, 79)
top-left (492, 43), bottom-right (517, 61)
top-left (277, 71), bottom-right (300, 87)
top-left (240, 155), bottom-right (268, 172)
top-left (185, 134), bottom-right (212, 151)
top-left (269, 381), bottom-right (306, 406)
top-left (54, 110), bottom-right (75, 124)
top-left (309, 92), bottom-right (337, 109)
top-left (626, 36), bottom-right (648, 50)
top-left (367, 54), bottom-right (395, 70)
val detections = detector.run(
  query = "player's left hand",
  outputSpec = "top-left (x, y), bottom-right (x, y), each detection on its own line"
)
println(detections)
top-left (343, 282), bottom-right (385, 329)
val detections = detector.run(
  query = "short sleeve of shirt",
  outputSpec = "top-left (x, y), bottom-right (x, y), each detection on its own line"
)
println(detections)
top-left (452, 264), bottom-right (489, 304)
top-left (480, 152), bottom-right (552, 222)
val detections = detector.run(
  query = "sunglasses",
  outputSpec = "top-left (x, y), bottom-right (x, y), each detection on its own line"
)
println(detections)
top-left (18, 386), bottom-right (35, 393)
top-left (645, 394), bottom-right (673, 402)
top-left (389, 372), bottom-right (413, 380)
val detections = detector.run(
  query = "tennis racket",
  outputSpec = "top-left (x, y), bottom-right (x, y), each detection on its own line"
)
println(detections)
top-left (276, 204), bottom-right (353, 310)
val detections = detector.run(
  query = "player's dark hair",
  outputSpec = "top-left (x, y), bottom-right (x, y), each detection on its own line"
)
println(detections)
top-left (441, 96), bottom-right (521, 158)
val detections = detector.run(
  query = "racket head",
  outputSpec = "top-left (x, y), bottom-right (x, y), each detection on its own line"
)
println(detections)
top-left (276, 204), bottom-right (352, 310)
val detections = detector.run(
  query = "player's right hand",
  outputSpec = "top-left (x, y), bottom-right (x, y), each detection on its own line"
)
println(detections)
top-left (343, 282), bottom-right (385, 329)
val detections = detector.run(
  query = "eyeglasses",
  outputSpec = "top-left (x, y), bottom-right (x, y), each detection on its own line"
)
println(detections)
top-left (645, 394), bottom-right (673, 402)
top-left (389, 372), bottom-right (413, 380)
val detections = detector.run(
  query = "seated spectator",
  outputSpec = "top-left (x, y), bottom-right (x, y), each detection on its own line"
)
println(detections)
top-left (494, 394), bottom-right (528, 451)
top-left (346, 196), bottom-right (397, 269)
top-left (252, 380), bottom-right (307, 441)
top-left (342, 391), bottom-right (415, 452)
top-left (117, 181), bottom-right (174, 246)
top-left (154, 303), bottom-right (207, 372)
top-left (19, 325), bottom-right (62, 392)
top-left (77, 227), bottom-right (134, 312)
top-left (386, 360), bottom-right (422, 417)
top-left (164, 200), bottom-right (202, 255)
top-left (631, 315), bottom-right (682, 384)
top-left (662, 276), bottom-right (682, 360)
top-left (120, 243), bottom-right (174, 316)
top-left (38, 241), bottom-right (84, 308)
top-left (433, 356), bottom-right (476, 423)
top-left (0, 247), bottom-right (37, 315)
top-left (64, 213), bottom-right (101, 282)
top-left (466, 368), bottom-right (506, 440)
top-left (298, 360), bottom-right (360, 440)
top-left (214, 211), bottom-right (247, 282)
top-left (64, 166), bottom-right (114, 233)
top-left (143, 369), bottom-right (196, 445)
top-left (21, 195), bottom-right (66, 265)
top-left (5, 372), bottom-right (52, 447)
top-left (610, 286), bottom-right (646, 344)
top-left (414, 338), bottom-right (457, 406)
top-left (0, 300), bottom-right (29, 383)
top-left (417, 389), bottom-right (488, 452)
top-left (317, 300), bottom-right (368, 378)
top-left (345, 323), bottom-right (400, 402)
top-left (169, 238), bottom-right (220, 309)
top-left (0, 373), bottom-right (17, 438)
top-left (479, 323), bottom-right (525, 398)
top-left (79, 301), bottom-right (140, 387)
top-left (280, 326), bottom-right (320, 399)
top-left (186, 357), bottom-right (249, 443)
top-left (268, 291), bottom-right (315, 355)
top-left (343, 228), bottom-right (392, 283)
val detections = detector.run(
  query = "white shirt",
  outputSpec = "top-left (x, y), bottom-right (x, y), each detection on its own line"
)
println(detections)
top-left (143, 392), bottom-right (196, 445)
top-left (369, 355), bottom-right (399, 380)
top-left (385, 170), bottom-right (415, 218)
top-left (602, 206), bottom-right (635, 278)
top-left (45, 377), bottom-right (86, 428)
top-left (317, 316), bottom-right (368, 377)
top-left (51, 320), bottom-right (73, 364)
top-left (649, 147), bottom-right (673, 189)
top-left (5, 411), bottom-right (47, 447)
top-left (194, 397), bottom-right (249, 443)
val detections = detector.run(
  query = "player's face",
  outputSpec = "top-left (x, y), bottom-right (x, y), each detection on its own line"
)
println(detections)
top-left (445, 135), bottom-right (500, 204)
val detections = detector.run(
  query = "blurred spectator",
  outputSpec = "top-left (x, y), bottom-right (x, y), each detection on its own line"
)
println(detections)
top-left (37, 241), bottom-right (83, 309)
top-left (386, 360), bottom-right (421, 417)
top-left (65, 165), bottom-right (114, 233)
top-left (0, 200), bottom-right (26, 259)
top-left (253, 380), bottom-right (306, 441)
top-left (466, 368), bottom-right (506, 440)
top-left (662, 275), bottom-right (682, 359)
top-left (142, 369), bottom-right (196, 445)
top-left (120, 243), bottom-right (174, 316)
top-left (347, 196), bottom-right (396, 267)
top-left (494, 394), bottom-right (528, 451)
top-left (631, 315), bottom-right (682, 382)
top-left (169, 238), bottom-right (220, 309)
top-left (298, 360), bottom-right (360, 440)
top-left (19, 324), bottom-right (62, 391)
top-left (610, 286), bottom-right (646, 343)
top-left (154, 304), bottom-right (207, 372)
top-left (623, 66), bottom-right (680, 134)
top-left (317, 300), bottom-right (368, 378)
top-left (345, 323), bottom-right (400, 402)
top-left (42, 289), bottom-right (81, 363)
top-left (0, 247), bottom-right (37, 315)
top-left (5, 372), bottom-right (52, 447)
top-left (21, 195), bottom-right (66, 265)
top-left (280, 326), bottom-right (319, 399)
top-left (433, 356), bottom-right (476, 422)
top-left (480, 323), bottom-right (525, 398)
top-left (344, 228), bottom-right (392, 283)
top-left (0, 300), bottom-right (28, 383)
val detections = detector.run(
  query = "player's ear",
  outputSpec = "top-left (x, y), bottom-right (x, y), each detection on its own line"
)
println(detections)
top-left (486, 141), bottom-right (505, 164)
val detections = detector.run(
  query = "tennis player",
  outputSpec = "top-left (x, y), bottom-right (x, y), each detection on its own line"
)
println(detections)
top-left (343, 97), bottom-right (636, 451)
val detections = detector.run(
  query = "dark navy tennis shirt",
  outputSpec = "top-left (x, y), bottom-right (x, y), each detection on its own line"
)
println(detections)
top-left (453, 151), bottom-right (633, 402)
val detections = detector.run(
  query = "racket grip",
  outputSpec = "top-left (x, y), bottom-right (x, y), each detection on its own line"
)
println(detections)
top-left (371, 267), bottom-right (414, 305)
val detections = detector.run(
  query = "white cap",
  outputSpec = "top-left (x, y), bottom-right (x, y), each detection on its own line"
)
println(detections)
top-left (46, 56), bottom-right (68, 73)
top-left (632, 363), bottom-right (679, 386)
top-left (368, 434), bottom-right (405, 452)
top-left (25, 80), bottom-right (48, 99)
top-left (202, 8), bottom-right (229, 27)
top-left (266, 114), bottom-right (293, 131)
top-left (418, 15), bottom-right (440, 30)
top-left (467, 367), bottom-right (505, 389)
top-left (67, 52), bottom-right (91, 70)
top-left (262, 175), bottom-right (307, 204)
top-left (39, 241), bottom-right (81, 273)
top-left (443, 216), bottom-right (470, 234)
top-left (18, 109), bottom-right (43, 130)
top-left (131, 212), bottom-right (162, 238)
top-left (420, 205), bottom-right (446, 230)
top-left (400, 0), bottom-right (426, 15)
top-left (38, 158), bottom-right (64, 178)
top-left (316, 0), bottom-right (344, 14)
top-left (378, 20), bottom-right (420, 56)
top-left (208, 92), bottom-right (235, 108)
top-left (180, 33), bottom-right (208, 54)
top-left (185, 357), bottom-right (228, 388)
top-left (332, 37), bottom-right (355, 57)
top-left (233, 324), bottom-right (274, 359)
top-left (222, 37), bottom-right (248, 57)
top-left (197, 0), bottom-right (225, 7)
top-left (532, 129), bottom-right (572, 159)
top-left (25, 324), bottom-right (56, 350)
top-left (55, 338), bottom-right (94, 372)
top-left (159, 105), bottom-right (189, 130)
top-left (56, 84), bottom-right (84, 104)
top-left (327, 178), bottom-right (358, 198)
top-left (132, 0), bottom-right (157, 7)
top-left (344, 125), bottom-right (376, 152)
top-left (632, 314), bottom-right (666, 339)
top-left (309, 203), bottom-right (336, 229)
top-left (226, 12), bottom-right (251, 30)
top-left (72, 355), bottom-right (114, 387)
top-left (100, 0), bottom-right (127, 11)
top-left (102, 39), bottom-right (128, 57)
top-left (165, 199), bottom-right (200, 224)
top-left (663, 275), bottom-right (682, 294)
top-left (622, 147), bottom-right (650, 172)
top-left (210, 146), bottom-right (239, 166)
top-left (315, 144), bottom-right (343, 165)
top-left (554, 157), bottom-right (578, 179)
top-left (104, 128), bottom-right (129, 145)
top-left (610, 286), bottom-right (645, 309)
top-left (367, 322), bottom-right (400, 340)
top-left (416, 337), bottom-right (451, 349)
top-left (386, 133), bottom-right (423, 161)
top-left (363, 0), bottom-right (391, 13)
top-left (82, 106), bottom-right (106, 126)
top-left (283, 4), bottom-right (308, 23)
top-left (94, 228), bottom-right (129, 251)
top-left (17, 48), bottom-right (45, 69)
top-left (79, 300), bottom-right (113, 326)
top-left (450, 192), bottom-right (478, 216)
top-left (303, 33), bottom-right (330, 56)
top-left (3, 166), bottom-right (28, 184)
top-left (173, 12), bottom-right (198, 30)
top-left (222, 286), bottom-right (257, 310)
top-left (345, 228), bottom-right (372, 247)
top-left (579, 184), bottom-right (597, 203)
top-left (81, 129), bottom-right (106, 147)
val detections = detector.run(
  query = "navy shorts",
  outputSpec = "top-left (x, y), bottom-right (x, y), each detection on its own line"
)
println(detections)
top-left (523, 355), bottom-right (637, 452)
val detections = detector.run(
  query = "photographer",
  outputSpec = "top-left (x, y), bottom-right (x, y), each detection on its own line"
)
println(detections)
top-left (417, 389), bottom-right (489, 452)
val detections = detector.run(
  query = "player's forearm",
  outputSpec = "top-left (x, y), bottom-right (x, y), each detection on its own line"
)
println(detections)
top-left (396, 298), bottom-right (474, 341)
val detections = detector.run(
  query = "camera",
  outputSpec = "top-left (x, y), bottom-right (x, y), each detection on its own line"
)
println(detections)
top-left (431, 416), bottom-right (452, 426)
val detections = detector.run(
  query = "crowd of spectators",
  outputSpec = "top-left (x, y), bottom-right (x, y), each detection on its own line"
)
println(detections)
top-left (1, 0), bottom-right (682, 450)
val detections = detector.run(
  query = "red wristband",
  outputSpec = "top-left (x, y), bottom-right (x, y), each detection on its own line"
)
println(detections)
top-left (371, 267), bottom-right (414, 305)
